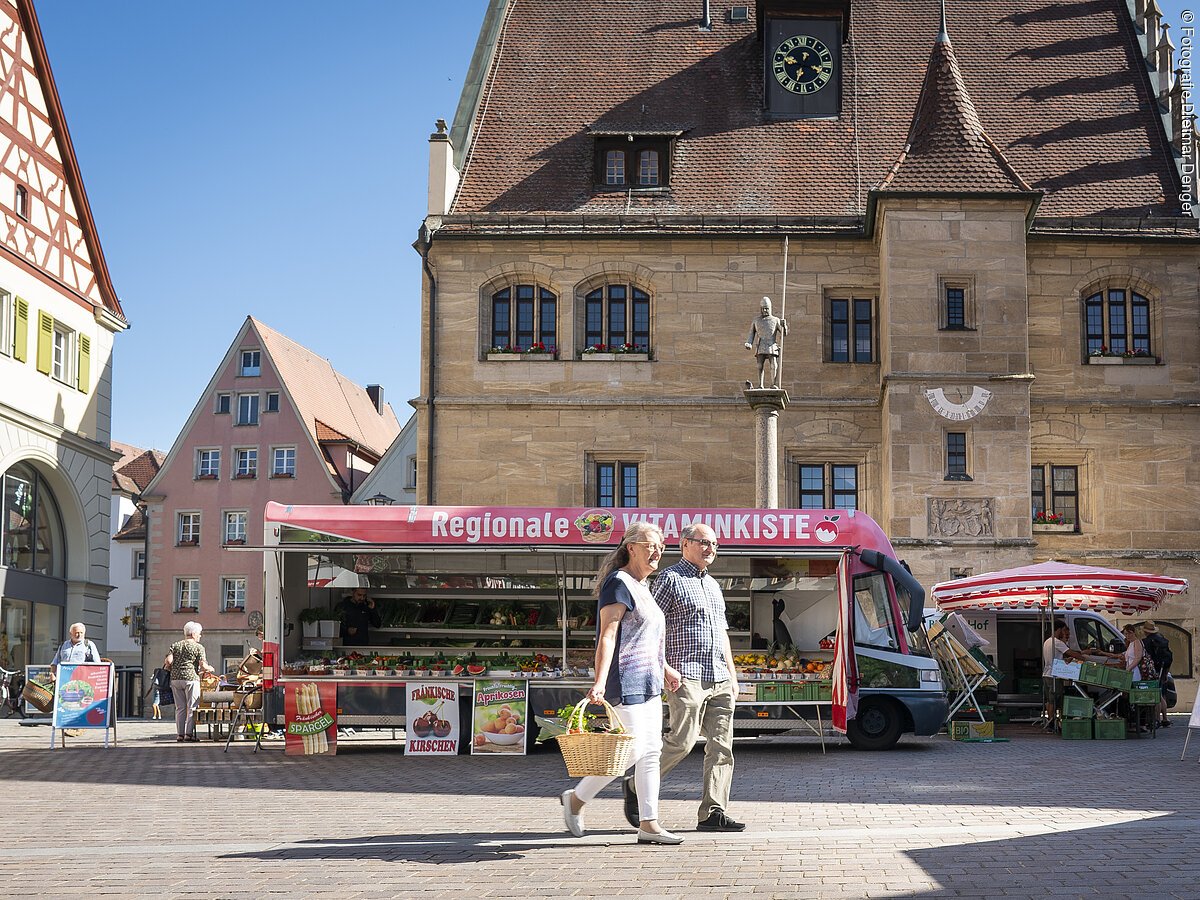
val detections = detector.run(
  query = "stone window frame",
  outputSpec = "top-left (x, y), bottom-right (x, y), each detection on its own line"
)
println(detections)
top-left (823, 291), bottom-right (877, 364)
top-left (1030, 447), bottom-right (1091, 533)
top-left (586, 450), bottom-right (648, 509)
top-left (1075, 272), bottom-right (1162, 362)
top-left (944, 428), bottom-right (972, 481)
top-left (477, 265), bottom-right (560, 357)
top-left (574, 264), bottom-right (657, 359)
top-left (938, 275), bottom-right (976, 331)
top-left (786, 449), bottom-right (871, 513)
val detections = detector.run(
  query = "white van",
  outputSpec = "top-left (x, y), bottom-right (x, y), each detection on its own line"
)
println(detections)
top-left (939, 608), bottom-right (1175, 715)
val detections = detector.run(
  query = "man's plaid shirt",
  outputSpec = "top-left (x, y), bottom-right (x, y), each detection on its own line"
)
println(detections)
top-left (652, 558), bottom-right (732, 682)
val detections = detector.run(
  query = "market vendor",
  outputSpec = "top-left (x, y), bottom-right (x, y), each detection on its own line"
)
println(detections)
top-left (1043, 619), bottom-right (1086, 722)
top-left (338, 588), bottom-right (381, 647)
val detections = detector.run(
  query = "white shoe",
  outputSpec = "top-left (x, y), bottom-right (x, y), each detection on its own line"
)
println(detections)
top-left (637, 827), bottom-right (684, 845)
top-left (560, 790), bottom-right (584, 837)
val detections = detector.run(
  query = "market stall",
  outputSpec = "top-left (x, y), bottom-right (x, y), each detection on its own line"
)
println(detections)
top-left (931, 561), bottom-right (1188, 737)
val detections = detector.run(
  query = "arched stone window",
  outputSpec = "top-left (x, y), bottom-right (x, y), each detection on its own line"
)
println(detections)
top-left (1081, 282), bottom-right (1157, 360)
top-left (1, 462), bottom-right (65, 578)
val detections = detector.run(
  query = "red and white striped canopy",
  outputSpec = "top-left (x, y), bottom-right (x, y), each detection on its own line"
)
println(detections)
top-left (931, 561), bottom-right (1188, 615)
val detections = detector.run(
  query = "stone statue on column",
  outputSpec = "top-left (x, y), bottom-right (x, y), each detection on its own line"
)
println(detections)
top-left (745, 296), bottom-right (788, 389)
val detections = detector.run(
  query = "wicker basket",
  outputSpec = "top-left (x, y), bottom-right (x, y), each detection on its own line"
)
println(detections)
top-left (22, 678), bottom-right (54, 714)
top-left (556, 697), bottom-right (637, 777)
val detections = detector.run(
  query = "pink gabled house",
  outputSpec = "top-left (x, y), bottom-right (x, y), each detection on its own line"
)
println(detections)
top-left (141, 317), bottom-right (401, 677)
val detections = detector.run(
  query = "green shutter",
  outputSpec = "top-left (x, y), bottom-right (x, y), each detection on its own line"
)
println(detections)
top-left (12, 297), bottom-right (27, 361)
top-left (35, 310), bottom-right (52, 374)
top-left (77, 334), bottom-right (90, 392)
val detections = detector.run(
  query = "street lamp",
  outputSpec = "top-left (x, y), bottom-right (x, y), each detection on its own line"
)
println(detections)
top-left (364, 492), bottom-right (395, 506)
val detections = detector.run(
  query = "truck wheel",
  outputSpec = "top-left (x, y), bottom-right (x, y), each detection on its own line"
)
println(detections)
top-left (846, 699), bottom-right (903, 751)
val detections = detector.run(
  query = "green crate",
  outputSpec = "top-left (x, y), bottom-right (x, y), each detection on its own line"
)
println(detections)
top-left (757, 683), bottom-right (786, 702)
top-left (1132, 679), bottom-right (1159, 691)
top-left (1061, 696), bottom-right (1094, 718)
top-left (816, 682), bottom-right (833, 702)
top-left (1015, 677), bottom-right (1042, 695)
top-left (1060, 718), bottom-right (1093, 740)
top-left (1104, 667), bottom-right (1133, 691)
top-left (1094, 718), bottom-right (1126, 740)
top-left (1129, 688), bottom-right (1161, 705)
top-left (788, 682), bottom-right (815, 701)
top-left (992, 708), bottom-right (1010, 724)
top-left (1077, 662), bottom-right (1108, 686)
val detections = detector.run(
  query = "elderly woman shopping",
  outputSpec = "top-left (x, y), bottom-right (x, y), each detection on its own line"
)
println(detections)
top-left (163, 621), bottom-right (215, 742)
top-left (559, 521), bottom-right (684, 845)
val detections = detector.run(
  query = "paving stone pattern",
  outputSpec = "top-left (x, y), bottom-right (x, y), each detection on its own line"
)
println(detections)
top-left (2, 719), bottom-right (1199, 898)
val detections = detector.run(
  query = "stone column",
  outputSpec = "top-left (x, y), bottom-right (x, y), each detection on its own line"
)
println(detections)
top-left (743, 388), bottom-right (789, 509)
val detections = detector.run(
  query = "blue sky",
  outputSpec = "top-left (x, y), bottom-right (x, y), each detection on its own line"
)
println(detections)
top-left (35, 0), bottom-right (1195, 453)
top-left (37, 0), bottom-right (489, 452)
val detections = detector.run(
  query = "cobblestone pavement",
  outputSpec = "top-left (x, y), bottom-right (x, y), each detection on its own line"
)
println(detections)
top-left (2, 715), bottom-right (1199, 899)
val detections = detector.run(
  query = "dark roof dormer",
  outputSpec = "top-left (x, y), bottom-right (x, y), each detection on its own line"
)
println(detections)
top-left (759, 0), bottom-right (849, 119)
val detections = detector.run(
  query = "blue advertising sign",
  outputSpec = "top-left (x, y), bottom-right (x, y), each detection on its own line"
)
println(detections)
top-left (52, 663), bottom-right (113, 729)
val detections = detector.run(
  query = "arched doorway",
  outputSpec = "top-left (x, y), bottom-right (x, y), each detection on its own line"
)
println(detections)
top-left (1, 462), bottom-right (67, 670)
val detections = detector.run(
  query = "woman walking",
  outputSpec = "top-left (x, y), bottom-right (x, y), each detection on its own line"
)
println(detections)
top-left (163, 621), bottom-right (215, 742)
top-left (560, 522), bottom-right (684, 845)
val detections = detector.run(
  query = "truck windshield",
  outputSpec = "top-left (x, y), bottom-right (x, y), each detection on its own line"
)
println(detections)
top-left (1075, 617), bottom-right (1121, 654)
top-left (853, 572), bottom-right (900, 651)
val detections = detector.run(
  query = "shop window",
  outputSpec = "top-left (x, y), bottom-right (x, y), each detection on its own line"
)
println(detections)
top-left (490, 284), bottom-right (557, 352)
top-left (796, 463), bottom-right (858, 509)
top-left (583, 284), bottom-right (651, 353)
top-left (1083, 287), bottom-right (1152, 358)
top-left (1031, 464), bottom-right (1078, 529)
top-left (1, 462), bottom-right (64, 577)
top-left (826, 295), bottom-right (875, 363)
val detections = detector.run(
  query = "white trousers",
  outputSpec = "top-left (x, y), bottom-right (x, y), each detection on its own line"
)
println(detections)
top-left (574, 697), bottom-right (663, 823)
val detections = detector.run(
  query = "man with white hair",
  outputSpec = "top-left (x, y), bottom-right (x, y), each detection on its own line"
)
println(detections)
top-left (50, 623), bottom-right (100, 676)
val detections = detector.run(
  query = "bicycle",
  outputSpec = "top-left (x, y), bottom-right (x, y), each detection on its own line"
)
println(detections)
top-left (0, 666), bottom-right (26, 719)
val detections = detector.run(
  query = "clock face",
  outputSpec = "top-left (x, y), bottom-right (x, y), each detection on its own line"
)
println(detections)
top-left (772, 35), bottom-right (834, 94)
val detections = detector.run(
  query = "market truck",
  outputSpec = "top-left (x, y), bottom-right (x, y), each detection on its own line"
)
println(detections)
top-left (258, 503), bottom-right (947, 751)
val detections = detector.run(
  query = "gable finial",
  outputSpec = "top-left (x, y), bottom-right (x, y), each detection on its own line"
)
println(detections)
top-left (939, 0), bottom-right (949, 43)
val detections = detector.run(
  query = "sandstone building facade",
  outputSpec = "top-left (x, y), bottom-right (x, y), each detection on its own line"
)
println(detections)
top-left (415, 2), bottom-right (1200, 700)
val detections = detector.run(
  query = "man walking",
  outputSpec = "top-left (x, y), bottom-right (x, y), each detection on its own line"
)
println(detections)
top-left (624, 523), bottom-right (744, 832)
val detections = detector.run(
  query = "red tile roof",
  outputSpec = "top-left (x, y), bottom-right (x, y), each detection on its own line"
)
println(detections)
top-left (113, 507), bottom-right (147, 541)
top-left (451, 0), bottom-right (1184, 220)
top-left (877, 32), bottom-right (1033, 195)
top-left (111, 441), bottom-right (165, 495)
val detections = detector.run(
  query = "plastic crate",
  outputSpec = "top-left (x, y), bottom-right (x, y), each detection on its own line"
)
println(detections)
top-left (1061, 696), bottom-right (1094, 718)
top-left (1077, 662), bottom-right (1108, 687)
top-left (816, 682), bottom-right (833, 702)
top-left (1060, 718), bottom-right (1093, 740)
top-left (1015, 677), bottom-right (1042, 695)
top-left (1094, 718), bottom-right (1126, 740)
top-left (1129, 685), bottom-right (1161, 705)
top-left (1104, 667), bottom-right (1133, 691)
top-left (789, 682), bottom-right (815, 701)
top-left (757, 683), bottom-right (786, 702)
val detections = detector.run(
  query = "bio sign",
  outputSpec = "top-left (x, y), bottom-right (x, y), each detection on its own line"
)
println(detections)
top-left (471, 679), bottom-right (527, 755)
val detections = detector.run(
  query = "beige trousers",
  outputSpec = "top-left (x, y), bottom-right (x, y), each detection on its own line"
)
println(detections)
top-left (659, 678), bottom-right (736, 820)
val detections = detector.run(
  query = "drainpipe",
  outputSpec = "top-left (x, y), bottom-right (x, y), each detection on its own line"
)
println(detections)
top-left (419, 232), bottom-right (437, 505)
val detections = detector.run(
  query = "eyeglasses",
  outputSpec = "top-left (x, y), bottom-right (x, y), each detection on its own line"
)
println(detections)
top-left (632, 541), bottom-right (665, 553)
top-left (687, 538), bottom-right (719, 550)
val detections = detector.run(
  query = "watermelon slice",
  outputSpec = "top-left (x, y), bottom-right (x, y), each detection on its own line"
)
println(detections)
top-left (467, 664), bottom-right (486, 676)
top-left (451, 664), bottom-right (466, 676)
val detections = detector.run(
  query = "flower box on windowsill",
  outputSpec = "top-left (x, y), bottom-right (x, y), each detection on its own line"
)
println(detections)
top-left (486, 352), bottom-right (558, 361)
top-left (1033, 523), bottom-right (1076, 533)
top-left (222, 604), bottom-right (246, 613)
top-left (177, 606), bottom-right (199, 613)
top-left (580, 352), bottom-right (651, 362)
top-left (270, 472), bottom-right (295, 479)
top-left (177, 539), bottom-right (199, 547)
top-left (224, 538), bottom-right (246, 546)
top-left (232, 473), bottom-right (257, 480)
top-left (195, 474), bottom-right (218, 481)
top-left (1087, 355), bottom-right (1157, 365)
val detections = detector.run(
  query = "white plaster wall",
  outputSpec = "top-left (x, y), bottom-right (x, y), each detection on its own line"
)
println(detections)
top-left (105, 492), bottom-right (141, 664)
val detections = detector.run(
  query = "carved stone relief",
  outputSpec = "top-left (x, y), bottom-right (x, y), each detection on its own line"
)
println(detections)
top-left (928, 498), bottom-right (994, 538)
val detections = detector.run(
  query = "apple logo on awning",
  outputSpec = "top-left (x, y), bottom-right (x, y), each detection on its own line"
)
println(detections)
top-left (814, 515), bottom-right (840, 544)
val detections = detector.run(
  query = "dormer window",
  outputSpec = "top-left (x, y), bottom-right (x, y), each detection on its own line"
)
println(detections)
top-left (592, 132), bottom-right (677, 189)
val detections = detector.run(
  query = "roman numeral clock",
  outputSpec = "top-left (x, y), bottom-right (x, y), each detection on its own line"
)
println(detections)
top-left (764, 13), bottom-right (842, 119)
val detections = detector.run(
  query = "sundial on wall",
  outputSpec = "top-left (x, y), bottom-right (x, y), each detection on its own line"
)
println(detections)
top-left (923, 386), bottom-right (993, 421)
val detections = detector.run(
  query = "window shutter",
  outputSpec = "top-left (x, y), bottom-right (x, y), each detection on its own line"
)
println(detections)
top-left (12, 297), bottom-right (28, 361)
top-left (77, 334), bottom-right (91, 392)
top-left (35, 310), bottom-right (53, 374)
